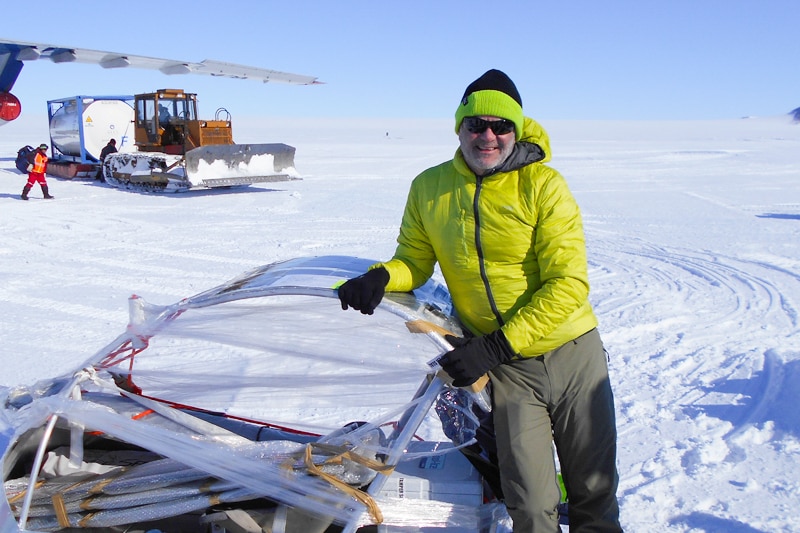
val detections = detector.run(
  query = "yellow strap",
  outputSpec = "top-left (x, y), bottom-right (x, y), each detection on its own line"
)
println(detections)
top-left (303, 444), bottom-right (384, 524)
top-left (79, 495), bottom-right (96, 511)
top-left (88, 475), bottom-right (116, 495)
top-left (310, 443), bottom-right (395, 474)
top-left (7, 479), bottom-right (45, 504)
top-left (200, 479), bottom-right (215, 493)
top-left (88, 465), bottom-right (129, 495)
top-left (404, 319), bottom-right (454, 337)
top-left (79, 511), bottom-right (97, 528)
top-left (52, 493), bottom-right (70, 528)
top-left (407, 320), bottom-right (490, 393)
top-left (468, 373), bottom-right (490, 393)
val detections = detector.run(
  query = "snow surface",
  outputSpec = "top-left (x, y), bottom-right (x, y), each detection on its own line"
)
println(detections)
top-left (2, 113), bottom-right (800, 532)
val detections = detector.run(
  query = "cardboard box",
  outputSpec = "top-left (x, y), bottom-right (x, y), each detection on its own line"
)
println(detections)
top-left (378, 441), bottom-right (483, 507)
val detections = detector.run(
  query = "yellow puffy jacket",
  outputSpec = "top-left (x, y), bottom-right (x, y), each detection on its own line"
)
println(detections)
top-left (376, 117), bottom-right (598, 357)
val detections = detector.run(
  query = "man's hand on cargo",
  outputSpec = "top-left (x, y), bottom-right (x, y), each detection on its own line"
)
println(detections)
top-left (338, 267), bottom-right (390, 315)
top-left (440, 330), bottom-right (516, 387)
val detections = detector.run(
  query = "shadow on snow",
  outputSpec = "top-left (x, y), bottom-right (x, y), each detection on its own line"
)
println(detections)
top-left (684, 353), bottom-right (800, 440)
top-left (670, 511), bottom-right (768, 533)
top-left (756, 213), bottom-right (800, 220)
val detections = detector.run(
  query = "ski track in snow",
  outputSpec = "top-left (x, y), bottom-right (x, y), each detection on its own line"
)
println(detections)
top-left (2, 116), bottom-right (800, 531)
top-left (588, 231), bottom-right (800, 532)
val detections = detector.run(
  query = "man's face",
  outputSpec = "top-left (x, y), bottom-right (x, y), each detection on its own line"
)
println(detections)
top-left (458, 115), bottom-right (516, 176)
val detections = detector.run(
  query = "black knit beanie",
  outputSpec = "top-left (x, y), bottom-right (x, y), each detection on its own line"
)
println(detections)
top-left (455, 69), bottom-right (524, 139)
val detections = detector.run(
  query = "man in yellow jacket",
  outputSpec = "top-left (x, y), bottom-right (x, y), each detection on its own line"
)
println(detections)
top-left (339, 69), bottom-right (621, 532)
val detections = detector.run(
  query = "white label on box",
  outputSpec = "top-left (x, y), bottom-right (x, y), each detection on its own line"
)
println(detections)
top-left (418, 455), bottom-right (446, 470)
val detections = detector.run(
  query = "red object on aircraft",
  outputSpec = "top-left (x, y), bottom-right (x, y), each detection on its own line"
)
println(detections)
top-left (0, 92), bottom-right (22, 122)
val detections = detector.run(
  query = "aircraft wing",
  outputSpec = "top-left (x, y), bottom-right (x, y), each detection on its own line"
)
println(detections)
top-left (0, 38), bottom-right (321, 90)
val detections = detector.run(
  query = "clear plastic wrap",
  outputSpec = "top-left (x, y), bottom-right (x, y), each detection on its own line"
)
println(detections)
top-left (2, 256), bottom-right (497, 532)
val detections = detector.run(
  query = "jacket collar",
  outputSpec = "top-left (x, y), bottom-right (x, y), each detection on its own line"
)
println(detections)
top-left (455, 139), bottom-right (546, 178)
top-left (454, 115), bottom-right (551, 178)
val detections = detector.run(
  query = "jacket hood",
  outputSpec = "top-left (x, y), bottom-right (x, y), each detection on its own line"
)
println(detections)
top-left (518, 116), bottom-right (551, 164)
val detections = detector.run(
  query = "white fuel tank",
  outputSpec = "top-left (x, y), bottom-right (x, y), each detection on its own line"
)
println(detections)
top-left (49, 98), bottom-right (134, 160)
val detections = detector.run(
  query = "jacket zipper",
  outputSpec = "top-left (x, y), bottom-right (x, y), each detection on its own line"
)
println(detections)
top-left (474, 176), bottom-right (505, 327)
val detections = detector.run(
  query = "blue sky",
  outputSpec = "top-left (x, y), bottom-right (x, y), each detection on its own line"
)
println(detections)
top-left (4, 0), bottom-right (798, 121)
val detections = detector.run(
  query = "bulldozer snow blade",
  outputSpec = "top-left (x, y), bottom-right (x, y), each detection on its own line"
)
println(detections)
top-left (185, 143), bottom-right (296, 176)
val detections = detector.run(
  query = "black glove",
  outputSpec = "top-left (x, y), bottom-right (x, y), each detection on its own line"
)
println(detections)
top-left (439, 330), bottom-right (516, 387)
top-left (338, 267), bottom-right (390, 315)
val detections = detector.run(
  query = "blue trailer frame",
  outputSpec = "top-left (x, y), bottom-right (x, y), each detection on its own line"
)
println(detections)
top-left (45, 95), bottom-right (134, 179)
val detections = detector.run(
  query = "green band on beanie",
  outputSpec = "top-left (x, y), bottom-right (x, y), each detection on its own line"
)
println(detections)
top-left (455, 89), bottom-right (524, 140)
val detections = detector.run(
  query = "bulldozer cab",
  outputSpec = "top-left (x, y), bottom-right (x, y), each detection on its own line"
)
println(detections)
top-left (133, 89), bottom-right (234, 155)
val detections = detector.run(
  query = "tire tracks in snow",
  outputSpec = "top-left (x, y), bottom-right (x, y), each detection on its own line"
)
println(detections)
top-left (588, 232), bottom-right (800, 504)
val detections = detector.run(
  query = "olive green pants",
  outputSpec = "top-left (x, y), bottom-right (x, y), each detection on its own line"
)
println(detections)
top-left (489, 329), bottom-right (622, 532)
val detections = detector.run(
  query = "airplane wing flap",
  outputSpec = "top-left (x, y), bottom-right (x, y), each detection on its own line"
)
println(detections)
top-left (0, 38), bottom-right (319, 85)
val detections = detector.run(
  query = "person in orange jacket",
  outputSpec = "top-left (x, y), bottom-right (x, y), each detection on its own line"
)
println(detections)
top-left (22, 143), bottom-right (54, 200)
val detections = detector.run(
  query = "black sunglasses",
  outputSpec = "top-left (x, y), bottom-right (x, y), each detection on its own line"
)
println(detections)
top-left (463, 117), bottom-right (515, 136)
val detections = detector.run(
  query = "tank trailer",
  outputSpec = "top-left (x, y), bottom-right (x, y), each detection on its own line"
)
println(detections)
top-left (45, 90), bottom-right (298, 192)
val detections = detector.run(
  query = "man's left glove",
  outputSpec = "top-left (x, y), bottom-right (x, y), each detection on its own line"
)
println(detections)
top-left (26, 164), bottom-right (33, 172)
top-left (439, 330), bottom-right (516, 387)
top-left (338, 267), bottom-right (390, 315)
